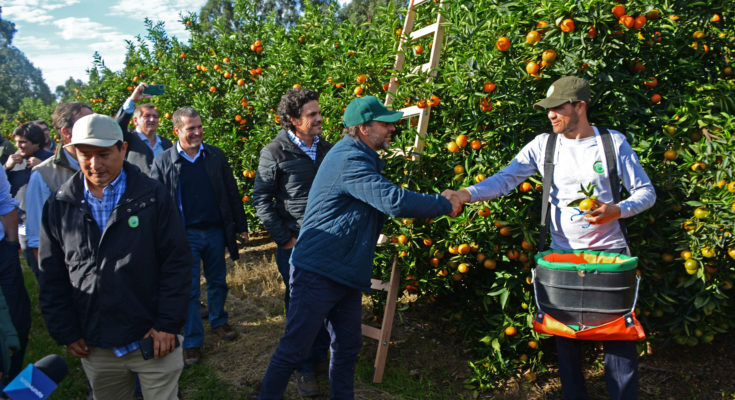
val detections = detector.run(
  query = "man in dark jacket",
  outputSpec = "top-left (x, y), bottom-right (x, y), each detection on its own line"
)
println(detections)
top-left (38, 114), bottom-right (191, 399)
top-left (151, 107), bottom-right (248, 366)
top-left (253, 88), bottom-right (331, 397)
top-left (114, 83), bottom-right (173, 175)
top-left (258, 96), bottom-right (461, 399)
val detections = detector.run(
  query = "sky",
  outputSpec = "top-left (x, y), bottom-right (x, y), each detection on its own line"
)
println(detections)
top-left (4, 0), bottom-right (353, 92)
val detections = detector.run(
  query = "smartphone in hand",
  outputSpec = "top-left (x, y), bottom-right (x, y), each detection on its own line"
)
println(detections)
top-left (139, 335), bottom-right (179, 360)
top-left (143, 84), bottom-right (165, 96)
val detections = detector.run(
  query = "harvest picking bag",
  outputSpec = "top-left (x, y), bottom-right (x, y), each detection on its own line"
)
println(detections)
top-left (532, 249), bottom-right (646, 341)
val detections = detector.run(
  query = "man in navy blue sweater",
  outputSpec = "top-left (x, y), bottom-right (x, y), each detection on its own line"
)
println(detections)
top-left (258, 96), bottom-right (461, 399)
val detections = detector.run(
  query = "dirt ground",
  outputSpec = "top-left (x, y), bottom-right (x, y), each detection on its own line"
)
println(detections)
top-left (198, 231), bottom-right (735, 399)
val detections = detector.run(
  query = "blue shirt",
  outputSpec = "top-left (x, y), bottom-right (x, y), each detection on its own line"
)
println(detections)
top-left (137, 131), bottom-right (166, 157)
top-left (83, 168), bottom-right (127, 231)
top-left (176, 142), bottom-right (204, 163)
top-left (287, 130), bottom-right (319, 161)
top-left (0, 168), bottom-right (19, 241)
top-left (25, 150), bottom-right (80, 248)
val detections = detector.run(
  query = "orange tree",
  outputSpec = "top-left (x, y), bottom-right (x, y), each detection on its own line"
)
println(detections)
top-left (2, 0), bottom-right (733, 391)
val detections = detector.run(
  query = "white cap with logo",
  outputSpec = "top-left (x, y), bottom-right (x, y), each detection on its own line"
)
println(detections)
top-left (66, 114), bottom-right (123, 148)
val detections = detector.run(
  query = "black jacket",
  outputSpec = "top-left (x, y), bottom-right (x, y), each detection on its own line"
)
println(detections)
top-left (252, 130), bottom-right (332, 246)
top-left (151, 143), bottom-right (248, 260)
top-left (115, 106), bottom-right (173, 175)
top-left (38, 162), bottom-right (191, 348)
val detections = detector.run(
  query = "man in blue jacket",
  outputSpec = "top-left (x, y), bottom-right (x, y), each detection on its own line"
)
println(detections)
top-left (258, 96), bottom-right (460, 399)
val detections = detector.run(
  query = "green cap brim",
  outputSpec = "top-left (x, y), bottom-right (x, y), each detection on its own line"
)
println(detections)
top-left (372, 110), bottom-right (404, 123)
top-left (533, 97), bottom-right (572, 110)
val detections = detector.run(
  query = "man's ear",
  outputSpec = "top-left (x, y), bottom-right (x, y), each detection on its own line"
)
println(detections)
top-left (59, 127), bottom-right (73, 143)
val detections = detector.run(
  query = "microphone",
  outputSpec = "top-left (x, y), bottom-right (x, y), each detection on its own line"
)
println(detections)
top-left (3, 354), bottom-right (68, 400)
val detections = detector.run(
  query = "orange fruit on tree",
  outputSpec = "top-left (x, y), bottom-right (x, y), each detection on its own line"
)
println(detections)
top-left (483, 81), bottom-right (496, 93)
top-left (528, 340), bottom-right (538, 349)
top-left (691, 161), bottom-right (705, 171)
top-left (457, 263), bottom-right (469, 273)
top-left (209, 86), bottom-right (217, 92)
top-left (711, 14), bottom-right (721, 22)
top-left (475, 174), bottom-right (486, 183)
top-left (664, 149), bottom-right (677, 161)
top-left (727, 181), bottom-right (735, 193)
top-left (237, 78), bottom-right (245, 86)
top-left (495, 37), bottom-right (510, 51)
top-left (417, 99), bottom-right (427, 109)
top-left (429, 257), bottom-right (440, 268)
top-left (429, 95), bottom-right (440, 107)
top-left (455, 134), bottom-right (468, 147)
top-left (519, 182), bottom-right (533, 192)
top-left (541, 49), bottom-right (557, 63)
top-left (448, 245), bottom-right (458, 254)
top-left (612, 4), bottom-right (625, 18)
top-left (423, 237), bottom-right (433, 246)
top-left (643, 77), bottom-right (658, 88)
top-left (650, 94), bottom-right (662, 103)
top-left (525, 30), bottom-right (540, 44)
top-left (499, 226), bottom-right (513, 236)
top-left (414, 44), bottom-right (424, 54)
top-left (701, 247), bottom-right (716, 258)
top-left (353, 86), bottom-right (363, 96)
top-left (587, 26), bottom-right (598, 38)
top-left (559, 19), bottom-right (575, 33)
top-left (447, 142), bottom-right (459, 153)
top-left (536, 20), bottom-right (550, 33)
top-left (526, 61), bottom-right (540, 75)
top-left (504, 326), bottom-right (517, 336)
top-left (479, 207), bottom-right (491, 217)
top-left (521, 240), bottom-right (534, 251)
top-left (483, 259), bottom-right (497, 269)
top-left (453, 165), bottom-right (465, 174)
top-left (356, 74), bottom-right (367, 84)
top-left (681, 250), bottom-right (692, 260)
top-left (633, 15), bottom-right (647, 29)
top-left (692, 31), bottom-right (705, 40)
top-left (620, 15), bottom-right (635, 29)
top-left (470, 139), bottom-right (482, 150)
top-left (397, 234), bottom-right (408, 245)
top-left (728, 248), bottom-right (735, 259)
top-left (458, 243), bottom-right (471, 255)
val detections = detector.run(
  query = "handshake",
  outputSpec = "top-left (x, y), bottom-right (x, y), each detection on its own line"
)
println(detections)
top-left (441, 189), bottom-right (471, 217)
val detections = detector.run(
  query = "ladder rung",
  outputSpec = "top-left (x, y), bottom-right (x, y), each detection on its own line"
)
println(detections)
top-left (398, 105), bottom-right (421, 118)
top-left (361, 324), bottom-right (381, 340)
top-left (411, 0), bottom-right (432, 6)
top-left (409, 22), bottom-right (439, 40)
top-left (371, 278), bottom-right (390, 291)
top-left (410, 62), bottom-right (433, 74)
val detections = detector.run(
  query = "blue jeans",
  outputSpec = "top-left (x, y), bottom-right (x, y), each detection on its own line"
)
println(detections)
top-left (555, 246), bottom-right (638, 400)
top-left (275, 247), bottom-right (330, 374)
top-left (183, 227), bottom-right (229, 349)
top-left (259, 267), bottom-right (363, 400)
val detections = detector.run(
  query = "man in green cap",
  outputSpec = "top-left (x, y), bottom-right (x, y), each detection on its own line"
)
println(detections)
top-left (257, 96), bottom-right (460, 399)
top-left (444, 76), bottom-right (656, 399)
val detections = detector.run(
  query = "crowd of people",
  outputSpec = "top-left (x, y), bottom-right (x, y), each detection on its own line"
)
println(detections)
top-left (0, 76), bottom-right (654, 400)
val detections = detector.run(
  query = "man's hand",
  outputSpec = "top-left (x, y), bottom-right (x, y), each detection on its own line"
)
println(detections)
top-left (27, 156), bottom-right (42, 168)
top-left (584, 201), bottom-right (621, 225)
top-left (441, 189), bottom-right (470, 217)
top-left (144, 328), bottom-right (176, 359)
top-left (5, 153), bottom-right (23, 169)
top-left (67, 338), bottom-right (89, 358)
top-left (130, 83), bottom-right (153, 103)
top-left (282, 237), bottom-right (297, 249)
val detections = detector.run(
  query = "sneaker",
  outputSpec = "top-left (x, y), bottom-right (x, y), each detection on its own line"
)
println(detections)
top-left (212, 323), bottom-right (238, 341)
top-left (183, 348), bottom-right (201, 366)
top-left (200, 302), bottom-right (209, 319)
top-left (295, 371), bottom-right (320, 397)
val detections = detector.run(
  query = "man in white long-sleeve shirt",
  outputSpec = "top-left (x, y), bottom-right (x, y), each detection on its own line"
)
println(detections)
top-left (448, 76), bottom-right (655, 400)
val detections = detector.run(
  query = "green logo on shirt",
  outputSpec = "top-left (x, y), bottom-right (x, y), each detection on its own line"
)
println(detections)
top-left (128, 216), bottom-right (139, 228)
top-left (593, 161), bottom-right (604, 174)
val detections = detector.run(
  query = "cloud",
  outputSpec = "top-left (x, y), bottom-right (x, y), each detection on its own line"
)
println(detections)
top-left (3, 0), bottom-right (80, 24)
top-left (109, 0), bottom-right (206, 39)
top-left (52, 17), bottom-right (121, 41)
top-left (11, 34), bottom-right (60, 51)
top-left (24, 51), bottom-right (94, 89)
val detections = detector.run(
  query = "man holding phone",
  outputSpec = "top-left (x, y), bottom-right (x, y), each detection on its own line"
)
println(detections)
top-left (38, 114), bottom-right (191, 399)
top-left (115, 83), bottom-right (173, 174)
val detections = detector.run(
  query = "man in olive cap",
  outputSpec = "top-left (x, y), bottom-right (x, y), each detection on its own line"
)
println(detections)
top-left (444, 76), bottom-right (656, 399)
top-left (38, 114), bottom-right (191, 399)
top-left (257, 96), bottom-right (460, 399)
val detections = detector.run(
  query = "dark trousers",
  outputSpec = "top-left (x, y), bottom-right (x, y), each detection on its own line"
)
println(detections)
top-left (275, 247), bottom-right (330, 374)
top-left (0, 239), bottom-right (31, 382)
top-left (555, 246), bottom-right (638, 400)
top-left (556, 337), bottom-right (638, 400)
top-left (259, 267), bottom-right (363, 399)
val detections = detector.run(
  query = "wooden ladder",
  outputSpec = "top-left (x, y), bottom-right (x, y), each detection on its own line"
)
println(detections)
top-left (361, 0), bottom-right (447, 384)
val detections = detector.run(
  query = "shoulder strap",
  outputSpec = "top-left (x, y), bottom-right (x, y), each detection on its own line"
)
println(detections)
top-left (538, 133), bottom-right (557, 252)
top-left (598, 127), bottom-right (629, 245)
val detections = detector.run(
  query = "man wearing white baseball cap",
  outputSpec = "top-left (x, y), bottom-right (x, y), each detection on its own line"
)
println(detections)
top-left (38, 114), bottom-right (192, 399)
